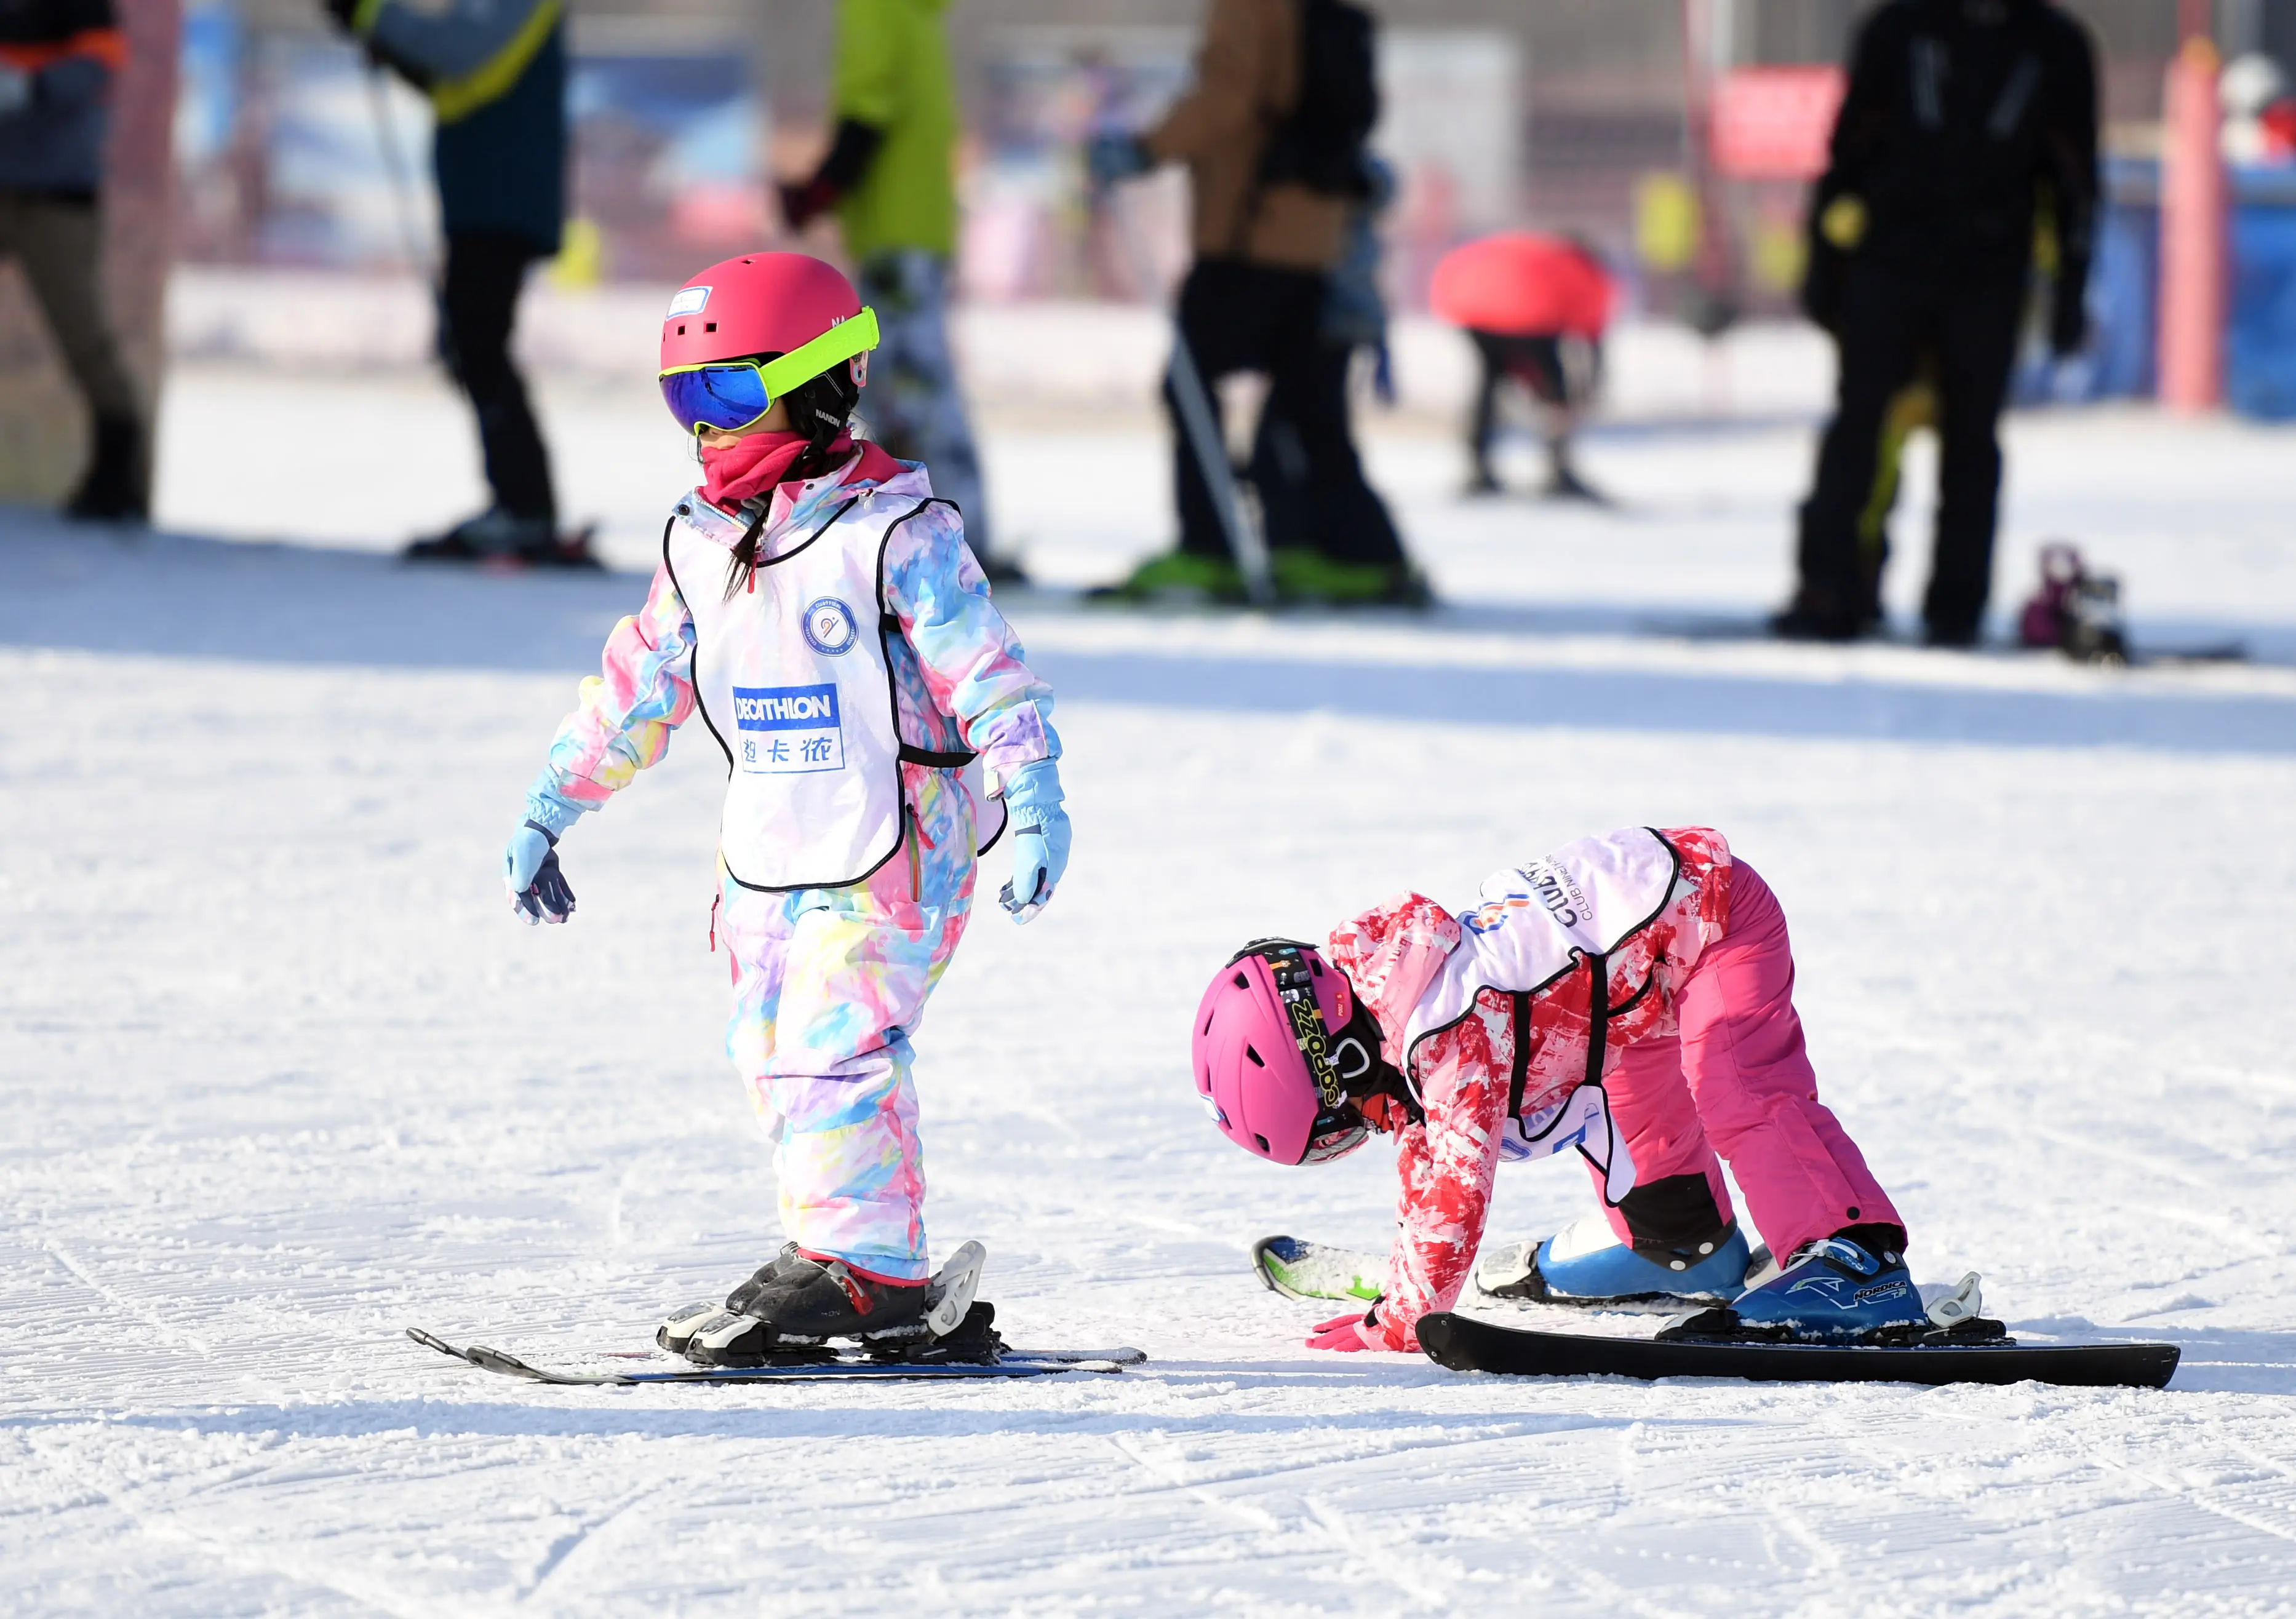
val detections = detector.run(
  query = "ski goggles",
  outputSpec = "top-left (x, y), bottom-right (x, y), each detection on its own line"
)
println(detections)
top-left (658, 307), bottom-right (880, 436)
top-left (1301, 1102), bottom-right (1369, 1165)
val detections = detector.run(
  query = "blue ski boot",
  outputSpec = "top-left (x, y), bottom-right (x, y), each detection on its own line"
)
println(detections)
top-left (1477, 1214), bottom-right (1752, 1306)
top-left (1673, 1235), bottom-right (1928, 1343)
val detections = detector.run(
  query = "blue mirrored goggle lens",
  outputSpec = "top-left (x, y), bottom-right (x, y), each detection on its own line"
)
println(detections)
top-left (660, 365), bottom-right (771, 433)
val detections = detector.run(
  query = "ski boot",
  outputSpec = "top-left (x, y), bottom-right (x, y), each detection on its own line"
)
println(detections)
top-left (655, 1242), bottom-right (803, 1356)
top-left (65, 414), bottom-right (149, 523)
top-left (1477, 1214), bottom-right (1751, 1307)
top-left (1086, 549), bottom-right (1246, 605)
top-left (678, 1241), bottom-right (987, 1367)
top-left (1769, 586), bottom-right (1865, 643)
top-left (1542, 461), bottom-right (1606, 504)
top-left (1269, 549), bottom-right (1433, 608)
top-left (1660, 1235), bottom-right (1933, 1344)
top-left (405, 508), bottom-right (600, 570)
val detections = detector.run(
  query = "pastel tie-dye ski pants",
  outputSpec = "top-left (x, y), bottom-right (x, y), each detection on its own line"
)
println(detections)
top-left (714, 765), bottom-right (978, 1283)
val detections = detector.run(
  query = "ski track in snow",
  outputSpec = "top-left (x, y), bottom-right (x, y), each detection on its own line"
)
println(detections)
top-left (1, 372), bottom-right (2294, 1613)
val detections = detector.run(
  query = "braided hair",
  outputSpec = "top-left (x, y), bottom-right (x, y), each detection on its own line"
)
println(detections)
top-left (723, 360), bottom-right (864, 599)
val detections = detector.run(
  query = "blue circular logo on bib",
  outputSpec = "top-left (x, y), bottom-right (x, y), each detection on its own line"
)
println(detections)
top-left (802, 597), bottom-right (859, 656)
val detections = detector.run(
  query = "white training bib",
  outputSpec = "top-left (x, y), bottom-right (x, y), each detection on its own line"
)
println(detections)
top-left (1498, 1085), bottom-right (1635, 1202)
top-left (1397, 827), bottom-right (1685, 1203)
top-left (1402, 826), bottom-right (1685, 1054)
top-left (669, 488), bottom-right (935, 891)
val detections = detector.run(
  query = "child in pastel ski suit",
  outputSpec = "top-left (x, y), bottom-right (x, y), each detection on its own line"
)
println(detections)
top-left (1308, 827), bottom-right (1911, 1352)
top-left (501, 254), bottom-right (1065, 1341)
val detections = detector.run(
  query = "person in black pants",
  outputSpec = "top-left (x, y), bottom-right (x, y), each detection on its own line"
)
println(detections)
top-left (329, 0), bottom-right (576, 564)
top-left (1181, 261), bottom-right (1406, 593)
top-left (1779, 0), bottom-right (2097, 646)
top-left (1465, 331), bottom-right (1601, 499)
top-left (0, 0), bottom-right (148, 521)
top-left (1087, 0), bottom-right (1409, 603)
top-left (437, 230), bottom-right (554, 539)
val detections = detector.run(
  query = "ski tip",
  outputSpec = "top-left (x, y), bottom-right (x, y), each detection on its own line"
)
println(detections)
top-left (463, 1343), bottom-right (556, 1382)
top-left (405, 1327), bottom-right (470, 1362)
top-left (1251, 1235), bottom-right (1303, 1295)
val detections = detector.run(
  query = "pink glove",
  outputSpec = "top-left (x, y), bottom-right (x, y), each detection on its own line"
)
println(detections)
top-left (1307, 1311), bottom-right (1377, 1352)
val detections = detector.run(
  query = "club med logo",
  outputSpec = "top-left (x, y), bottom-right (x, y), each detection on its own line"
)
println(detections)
top-left (1518, 861), bottom-right (1592, 927)
top-left (731, 684), bottom-right (840, 731)
top-left (1464, 860), bottom-right (1595, 934)
top-left (801, 597), bottom-right (859, 656)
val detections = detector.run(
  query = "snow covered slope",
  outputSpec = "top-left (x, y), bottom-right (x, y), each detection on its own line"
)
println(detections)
top-left (2, 378), bottom-right (2294, 1613)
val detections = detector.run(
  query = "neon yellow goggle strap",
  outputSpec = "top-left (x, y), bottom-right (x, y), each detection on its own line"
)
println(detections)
top-left (659, 306), bottom-right (881, 397)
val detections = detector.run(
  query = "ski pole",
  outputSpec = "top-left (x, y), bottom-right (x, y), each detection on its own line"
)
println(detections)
top-left (364, 63), bottom-right (431, 279)
top-left (1101, 183), bottom-right (1275, 607)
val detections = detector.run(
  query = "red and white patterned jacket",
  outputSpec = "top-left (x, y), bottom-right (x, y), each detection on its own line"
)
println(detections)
top-left (1323, 826), bottom-right (1734, 1351)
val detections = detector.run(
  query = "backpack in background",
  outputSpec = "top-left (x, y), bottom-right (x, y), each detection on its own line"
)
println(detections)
top-left (1258, 0), bottom-right (1379, 197)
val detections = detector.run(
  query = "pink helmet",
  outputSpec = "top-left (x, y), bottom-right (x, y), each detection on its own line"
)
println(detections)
top-left (1192, 940), bottom-right (1373, 1166)
top-left (660, 252), bottom-right (866, 375)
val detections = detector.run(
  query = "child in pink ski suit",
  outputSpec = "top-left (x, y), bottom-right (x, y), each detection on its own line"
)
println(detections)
top-left (501, 254), bottom-right (1065, 1344)
top-left (1210, 826), bottom-right (1912, 1352)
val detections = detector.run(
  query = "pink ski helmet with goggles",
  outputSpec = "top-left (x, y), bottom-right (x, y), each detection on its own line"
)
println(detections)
top-left (657, 253), bottom-right (879, 437)
top-left (1192, 940), bottom-right (1377, 1166)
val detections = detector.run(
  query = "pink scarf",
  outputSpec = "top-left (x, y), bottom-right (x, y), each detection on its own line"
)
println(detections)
top-left (698, 429), bottom-right (904, 510)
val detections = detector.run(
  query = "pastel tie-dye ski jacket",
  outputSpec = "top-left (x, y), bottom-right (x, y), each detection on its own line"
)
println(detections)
top-left (523, 456), bottom-right (1058, 837)
top-left (1325, 827), bottom-right (1734, 1351)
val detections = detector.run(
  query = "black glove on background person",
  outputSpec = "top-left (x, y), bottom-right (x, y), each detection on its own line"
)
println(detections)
top-left (779, 119), bottom-right (885, 231)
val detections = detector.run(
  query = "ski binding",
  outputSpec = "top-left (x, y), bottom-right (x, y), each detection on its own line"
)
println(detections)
top-left (409, 1302), bottom-right (1144, 1386)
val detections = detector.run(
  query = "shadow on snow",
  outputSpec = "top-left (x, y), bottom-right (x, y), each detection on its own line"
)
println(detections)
top-left (5, 515), bottom-right (2292, 758)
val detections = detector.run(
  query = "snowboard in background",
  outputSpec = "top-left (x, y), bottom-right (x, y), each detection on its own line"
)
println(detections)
top-left (1252, 1236), bottom-right (1385, 1303)
top-left (1417, 1311), bottom-right (2180, 1389)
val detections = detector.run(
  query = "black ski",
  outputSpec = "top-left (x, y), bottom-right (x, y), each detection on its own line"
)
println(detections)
top-left (407, 1320), bottom-right (1145, 1386)
top-left (1417, 1311), bottom-right (2178, 1389)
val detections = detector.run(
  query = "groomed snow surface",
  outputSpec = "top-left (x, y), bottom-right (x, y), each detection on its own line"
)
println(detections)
top-left (6, 360), bottom-right (2296, 1615)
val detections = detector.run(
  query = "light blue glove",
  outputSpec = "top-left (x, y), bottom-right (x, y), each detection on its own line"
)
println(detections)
top-left (504, 819), bottom-right (576, 925)
top-left (1086, 132), bottom-right (1152, 189)
top-left (999, 758), bottom-right (1071, 925)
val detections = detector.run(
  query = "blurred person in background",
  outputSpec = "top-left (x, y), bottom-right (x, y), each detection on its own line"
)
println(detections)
top-left (1429, 231), bottom-right (1613, 503)
top-left (777, 0), bottom-right (1022, 583)
top-left (1779, 0), bottom-right (2097, 647)
top-left (327, 0), bottom-right (588, 567)
top-left (1242, 152), bottom-right (1422, 604)
top-left (1088, 0), bottom-right (1413, 606)
top-left (0, 0), bottom-right (147, 522)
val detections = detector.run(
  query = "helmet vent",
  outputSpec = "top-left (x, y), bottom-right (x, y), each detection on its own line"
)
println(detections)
top-left (1254, 1134), bottom-right (1270, 1153)
top-left (1245, 1046), bottom-right (1264, 1068)
top-left (705, 322), bottom-right (717, 332)
top-left (677, 324), bottom-right (687, 335)
top-left (1233, 971), bottom-right (1250, 990)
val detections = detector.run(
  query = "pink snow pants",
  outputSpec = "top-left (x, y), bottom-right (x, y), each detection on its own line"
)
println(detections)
top-left (1589, 861), bottom-right (1902, 1257)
